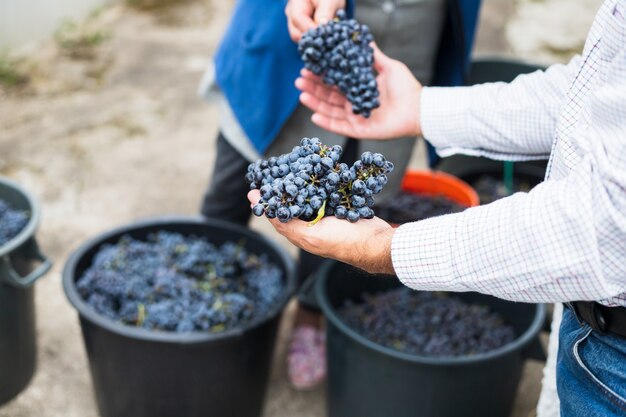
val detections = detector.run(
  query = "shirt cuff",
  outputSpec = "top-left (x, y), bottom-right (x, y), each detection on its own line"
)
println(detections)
top-left (391, 214), bottom-right (468, 292)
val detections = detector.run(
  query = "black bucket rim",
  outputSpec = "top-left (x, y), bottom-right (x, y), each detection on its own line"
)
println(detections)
top-left (62, 215), bottom-right (297, 345)
top-left (316, 260), bottom-right (546, 365)
top-left (0, 176), bottom-right (40, 257)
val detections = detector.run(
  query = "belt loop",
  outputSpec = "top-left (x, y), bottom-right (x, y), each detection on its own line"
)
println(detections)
top-left (570, 301), bottom-right (607, 334)
top-left (589, 302), bottom-right (607, 333)
top-left (568, 302), bottom-right (585, 327)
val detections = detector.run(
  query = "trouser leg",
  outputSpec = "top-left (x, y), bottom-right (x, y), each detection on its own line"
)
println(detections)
top-left (199, 132), bottom-right (252, 226)
top-left (556, 308), bottom-right (626, 416)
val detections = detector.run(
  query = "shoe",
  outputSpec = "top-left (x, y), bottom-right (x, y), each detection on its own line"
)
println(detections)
top-left (287, 324), bottom-right (326, 390)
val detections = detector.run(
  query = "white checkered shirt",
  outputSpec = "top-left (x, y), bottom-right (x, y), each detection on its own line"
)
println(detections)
top-left (391, 0), bottom-right (626, 307)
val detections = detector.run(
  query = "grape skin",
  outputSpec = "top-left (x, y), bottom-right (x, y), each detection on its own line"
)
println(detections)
top-left (298, 10), bottom-right (380, 118)
top-left (246, 137), bottom-right (394, 223)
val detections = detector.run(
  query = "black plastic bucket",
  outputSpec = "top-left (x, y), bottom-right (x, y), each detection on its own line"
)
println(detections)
top-left (0, 176), bottom-right (52, 405)
top-left (63, 217), bottom-right (296, 417)
top-left (436, 155), bottom-right (547, 204)
top-left (316, 261), bottom-right (546, 417)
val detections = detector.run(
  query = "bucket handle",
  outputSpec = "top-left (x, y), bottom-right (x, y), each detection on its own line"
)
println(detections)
top-left (0, 240), bottom-right (52, 288)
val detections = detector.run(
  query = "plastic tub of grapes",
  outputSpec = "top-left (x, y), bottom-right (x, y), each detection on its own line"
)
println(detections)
top-left (316, 261), bottom-right (546, 417)
top-left (0, 176), bottom-right (52, 406)
top-left (63, 217), bottom-right (296, 417)
top-left (315, 171), bottom-right (544, 417)
top-left (376, 170), bottom-right (479, 225)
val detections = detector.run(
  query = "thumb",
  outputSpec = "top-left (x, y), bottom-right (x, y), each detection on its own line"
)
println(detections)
top-left (314, 2), bottom-right (338, 24)
top-left (247, 190), bottom-right (261, 207)
top-left (371, 43), bottom-right (392, 73)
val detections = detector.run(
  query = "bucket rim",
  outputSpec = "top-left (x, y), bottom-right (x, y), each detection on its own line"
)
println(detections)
top-left (401, 170), bottom-right (480, 208)
top-left (0, 176), bottom-right (40, 257)
top-left (62, 215), bottom-right (297, 344)
top-left (316, 260), bottom-right (546, 365)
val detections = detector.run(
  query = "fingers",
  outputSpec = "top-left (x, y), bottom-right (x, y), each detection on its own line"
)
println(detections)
top-left (300, 92), bottom-right (348, 120)
top-left (296, 74), bottom-right (346, 106)
top-left (313, 0), bottom-right (338, 24)
top-left (371, 43), bottom-right (392, 73)
top-left (300, 68), bottom-right (319, 80)
top-left (286, 0), bottom-right (316, 41)
top-left (287, 20), bottom-right (303, 43)
top-left (247, 190), bottom-right (261, 206)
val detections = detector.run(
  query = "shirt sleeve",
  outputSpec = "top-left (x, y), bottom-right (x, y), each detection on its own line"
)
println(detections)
top-left (420, 55), bottom-right (581, 161)
top-left (392, 51), bottom-right (626, 306)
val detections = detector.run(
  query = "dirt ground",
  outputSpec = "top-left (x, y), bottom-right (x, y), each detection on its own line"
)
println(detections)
top-left (0, 0), bottom-right (601, 416)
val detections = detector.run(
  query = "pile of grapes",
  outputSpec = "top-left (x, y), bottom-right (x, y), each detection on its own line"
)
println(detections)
top-left (472, 175), bottom-right (534, 205)
top-left (376, 191), bottom-right (464, 224)
top-left (247, 137), bottom-right (393, 223)
top-left (340, 288), bottom-right (516, 357)
top-left (298, 10), bottom-right (379, 118)
top-left (0, 198), bottom-right (29, 247)
top-left (76, 231), bottom-right (284, 333)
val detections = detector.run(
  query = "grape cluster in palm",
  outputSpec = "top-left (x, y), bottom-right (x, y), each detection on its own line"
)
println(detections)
top-left (246, 137), bottom-right (393, 223)
top-left (0, 199), bottom-right (29, 247)
top-left (298, 9), bottom-right (380, 118)
top-left (77, 232), bottom-right (284, 333)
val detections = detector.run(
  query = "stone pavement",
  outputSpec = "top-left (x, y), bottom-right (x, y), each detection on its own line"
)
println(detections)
top-left (0, 1), bottom-right (600, 416)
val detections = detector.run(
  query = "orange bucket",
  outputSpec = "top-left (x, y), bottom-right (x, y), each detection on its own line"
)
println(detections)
top-left (400, 170), bottom-right (479, 208)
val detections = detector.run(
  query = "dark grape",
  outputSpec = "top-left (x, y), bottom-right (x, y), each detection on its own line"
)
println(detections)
top-left (298, 10), bottom-right (380, 118)
top-left (339, 288), bottom-right (516, 357)
top-left (246, 137), bottom-right (394, 223)
top-left (76, 232), bottom-right (285, 333)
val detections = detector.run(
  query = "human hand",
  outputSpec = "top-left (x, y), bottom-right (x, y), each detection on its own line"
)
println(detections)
top-left (296, 44), bottom-right (423, 140)
top-left (285, 0), bottom-right (346, 42)
top-left (248, 190), bottom-right (396, 275)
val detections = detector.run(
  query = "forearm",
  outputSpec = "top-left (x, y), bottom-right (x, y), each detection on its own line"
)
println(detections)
top-left (421, 56), bottom-right (581, 160)
top-left (391, 164), bottom-right (626, 304)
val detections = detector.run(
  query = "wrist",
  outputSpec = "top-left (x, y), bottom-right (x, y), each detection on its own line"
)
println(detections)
top-left (353, 226), bottom-right (396, 275)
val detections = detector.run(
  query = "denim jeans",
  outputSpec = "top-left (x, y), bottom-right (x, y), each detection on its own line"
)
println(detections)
top-left (557, 307), bottom-right (626, 416)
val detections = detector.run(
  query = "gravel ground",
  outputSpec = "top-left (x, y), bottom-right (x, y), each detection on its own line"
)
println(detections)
top-left (0, 1), bottom-right (600, 416)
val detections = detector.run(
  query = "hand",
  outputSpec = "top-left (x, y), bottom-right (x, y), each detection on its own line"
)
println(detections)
top-left (296, 44), bottom-right (423, 140)
top-left (285, 0), bottom-right (346, 42)
top-left (248, 190), bottom-right (396, 275)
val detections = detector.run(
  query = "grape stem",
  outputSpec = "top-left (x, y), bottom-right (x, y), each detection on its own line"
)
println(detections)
top-left (307, 200), bottom-right (327, 227)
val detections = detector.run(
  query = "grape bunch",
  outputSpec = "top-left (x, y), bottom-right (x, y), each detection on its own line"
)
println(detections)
top-left (376, 192), bottom-right (465, 224)
top-left (340, 288), bottom-right (516, 357)
top-left (77, 231), bottom-right (285, 333)
top-left (0, 198), bottom-right (29, 247)
top-left (246, 137), bottom-right (393, 223)
top-left (298, 10), bottom-right (380, 118)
